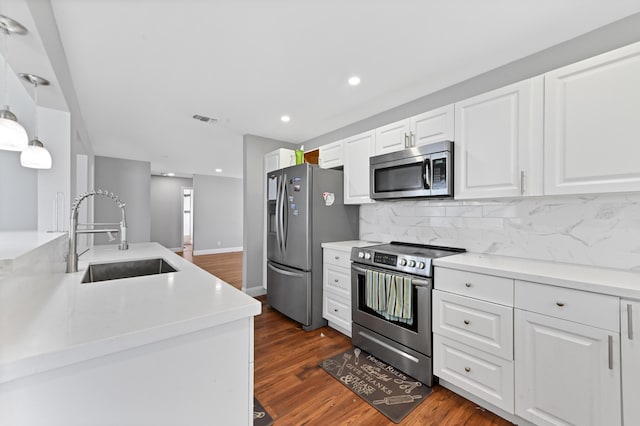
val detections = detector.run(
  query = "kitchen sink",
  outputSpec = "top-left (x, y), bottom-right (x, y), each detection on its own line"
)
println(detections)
top-left (81, 258), bottom-right (178, 283)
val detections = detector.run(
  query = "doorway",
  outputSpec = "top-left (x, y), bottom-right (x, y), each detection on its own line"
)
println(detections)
top-left (182, 188), bottom-right (194, 252)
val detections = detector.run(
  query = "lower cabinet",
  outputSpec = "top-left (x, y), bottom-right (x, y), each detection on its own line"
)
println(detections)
top-left (515, 307), bottom-right (621, 425)
top-left (621, 299), bottom-right (640, 426)
top-left (322, 246), bottom-right (354, 337)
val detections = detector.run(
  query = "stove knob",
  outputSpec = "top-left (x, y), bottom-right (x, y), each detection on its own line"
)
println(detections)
top-left (358, 251), bottom-right (365, 259)
top-left (408, 260), bottom-right (416, 267)
top-left (399, 258), bottom-right (407, 266)
top-left (418, 262), bottom-right (426, 269)
top-left (364, 252), bottom-right (371, 260)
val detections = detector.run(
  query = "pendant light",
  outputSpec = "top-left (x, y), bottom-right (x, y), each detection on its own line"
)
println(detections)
top-left (0, 15), bottom-right (29, 151)
top-left (19, 73), bottom-right (52, 169)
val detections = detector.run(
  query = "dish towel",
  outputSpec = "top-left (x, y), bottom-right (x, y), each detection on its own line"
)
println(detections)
top-left (365, 270), bottom-right (413, 325)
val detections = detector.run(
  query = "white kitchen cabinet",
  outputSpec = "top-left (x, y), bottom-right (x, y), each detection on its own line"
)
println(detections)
top-left (454, 77), bottom-right (543, 199)
top-left (375, 118), bottom-right (411, 154)
top-left (544, 41), bottom-right (640, 196)
top-left (343, 130), bottom-right (376, 204)
top-left (321, 244), bottom-right (354, 336)
top-left (318, 139), bottom-right (344, 169)
top-left (263, 148), bottom-right (295, 289)
top-left (621, 299), bottom-right (640, 426)
top-left (373, 105), bottom-right (454, 155)
top-left (433, 267), bottom-right (515, 414)
top-left (515, 304), bottom-right (621, 425)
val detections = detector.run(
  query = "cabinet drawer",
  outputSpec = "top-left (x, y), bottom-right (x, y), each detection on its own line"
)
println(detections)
top-left (435, 267), bottom-right (514, 306)
top-left (323, 248), bottom-right (351, 269)
top-left (434, 334), bottom-right (514, 414)
top-left (323, 291), bottom-right (351, 334)
top-left (433, 290), bottom-right (513, 360)
top-left (515, 280), bottom-right (619, 332)
top-left (325, 264), bottom-right (350, 296)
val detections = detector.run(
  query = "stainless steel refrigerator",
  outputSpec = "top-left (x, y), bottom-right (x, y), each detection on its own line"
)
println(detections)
top-left (266, 163), bottom-right (359, 331)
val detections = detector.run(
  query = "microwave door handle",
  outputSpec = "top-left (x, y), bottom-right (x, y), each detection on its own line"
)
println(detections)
top-left (423, 158), bottom-right (431, 189)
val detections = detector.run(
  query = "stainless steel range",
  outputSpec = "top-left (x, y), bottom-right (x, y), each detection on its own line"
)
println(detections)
top-left (350, 242), bottom-right (465, 386)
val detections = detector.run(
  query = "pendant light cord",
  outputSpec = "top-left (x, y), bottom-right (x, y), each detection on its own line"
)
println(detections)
top-left (33, 79), bottom-right (38, 139)
top-left (1, 28), bottom-right (9, 110)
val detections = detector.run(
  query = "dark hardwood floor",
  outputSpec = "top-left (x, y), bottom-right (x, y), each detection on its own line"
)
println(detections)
top-left (177, 251), bottom-right (512, 425)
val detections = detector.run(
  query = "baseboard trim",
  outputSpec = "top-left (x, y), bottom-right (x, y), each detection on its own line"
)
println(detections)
top-left (193, 247), bottom-right (243, 255)
top-left (245, 286), bottom-right (266, 297)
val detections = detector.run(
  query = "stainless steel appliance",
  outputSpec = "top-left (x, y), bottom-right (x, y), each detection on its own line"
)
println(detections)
top-left (369, 140), bottom-right (453, 200)
top-left (351, 242), bottom-right (464, 385)
top-left (267, 163), bottom-right (359, 331)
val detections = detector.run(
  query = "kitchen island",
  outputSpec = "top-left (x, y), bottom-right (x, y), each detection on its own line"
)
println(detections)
top-left (0, 236), bottom-right (261, 425)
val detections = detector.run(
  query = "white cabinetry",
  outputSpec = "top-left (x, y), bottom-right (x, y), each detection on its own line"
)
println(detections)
top-left (433, 267), bottom-right (515, 413)
top-left (263, 148), bottom-right (295, 289)
top-left (515, 281), bottom-right (621, 426)
top-left (454, 77), bottom-right (543, 199)
top-left (321, 244), bottom-right (355, 336)
top-left (318, 140), bottom-right (344, 169)
top-left (343, 130), bottom-right (376, 204)
top-left (544, 42), bottom-right (640, 195)
top-left (621, 299), bottom-right (640, 426)
top-left (374, 105), bottom-right (454, 155)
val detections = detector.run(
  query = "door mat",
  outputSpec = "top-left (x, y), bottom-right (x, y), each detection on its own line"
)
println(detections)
top-left (319, 347), bottom-right (432, 423)
top-left (253, 397), bottom-right (274, 426)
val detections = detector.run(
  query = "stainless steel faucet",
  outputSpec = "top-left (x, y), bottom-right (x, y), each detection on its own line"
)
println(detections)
top-left (66, 189), bottom-right (129, 273)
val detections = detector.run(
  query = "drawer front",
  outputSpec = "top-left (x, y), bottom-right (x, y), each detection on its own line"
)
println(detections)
top-left (323, 248), bottom-right (351, 269)
top-left (434, 334), bottom-right (514, 414)
top-left (433, 290), bottom-right (513, 360)
top-left (435, 267), bottom-right (514, 306)
top-left (324, 264), bottom-right (350, 296)
top-left (323, 291), bottom-right (351, 333)
top-left (515, 280), bottom-right (619, 332)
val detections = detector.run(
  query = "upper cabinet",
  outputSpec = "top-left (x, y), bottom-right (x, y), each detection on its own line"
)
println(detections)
top-left (454, 77), bottom-right (543, 199)
top-left (264, 148), bottom-right (295, 173)
top-left (544, 42), bottom-right (640, 195)
top-left (343, 130), bottom-right (376, 204)
top-left (374, 105), bottom-right (454, 155)
top-left (318, 140), bottom-right (344, 169)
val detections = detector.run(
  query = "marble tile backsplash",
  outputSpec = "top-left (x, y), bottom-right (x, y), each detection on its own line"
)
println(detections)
top-left (360, 192), bottom-right (640, 271)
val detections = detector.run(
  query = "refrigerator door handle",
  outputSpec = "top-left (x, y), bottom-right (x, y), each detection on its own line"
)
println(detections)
top-left (274, 175), bottom-right (282, 255)
top-left (267, 262), bottom-right (304, 278)
top-left (282, 174), bottom-right (288, 252)
top-left (278, 174), bottom-right (286, 254)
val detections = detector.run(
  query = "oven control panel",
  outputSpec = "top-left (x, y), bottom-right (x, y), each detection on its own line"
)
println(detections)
top-left (353, 249), bottom-right (431, 276)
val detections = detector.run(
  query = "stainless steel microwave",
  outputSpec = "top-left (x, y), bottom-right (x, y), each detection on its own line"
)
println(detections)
top-left (369, 140), bottom-right (453, 200)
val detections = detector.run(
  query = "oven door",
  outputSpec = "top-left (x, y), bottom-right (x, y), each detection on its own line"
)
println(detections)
top-left (351, 263), bottom-right (432, 356)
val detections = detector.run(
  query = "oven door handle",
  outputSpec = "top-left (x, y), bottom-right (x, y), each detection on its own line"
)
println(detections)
top-left (351, 265), bottom-right (432, 288)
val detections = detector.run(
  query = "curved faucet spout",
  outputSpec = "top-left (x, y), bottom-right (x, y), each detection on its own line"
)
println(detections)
top-left (67, 189), bottom-right (129, 273)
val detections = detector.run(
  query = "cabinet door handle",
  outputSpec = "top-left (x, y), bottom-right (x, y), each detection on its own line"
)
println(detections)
top-left (608, 335), bottom-right (614, 370)
top-left (556, 302), bottom-right (565, 307)
top-left (465, 282), bottom-right (472, 288)
top-left (520, 171), bottom-right (525, 195)
top-left (628, 304), bottom-right (634, 340)
top-left (464, 367), bottom-right (471, 373)
top-left (404, 133), bottom-right (409, 148)
top-left (334, 308), bottom-right (339, 313)
top-left (334, 279), bottom-right (339, 283)
top-left (410, 131), bottom-right (415, 147)
top-left (463, 320), bottom-right (470, 325)
top-left (334, 256), bottom-right (340, 260)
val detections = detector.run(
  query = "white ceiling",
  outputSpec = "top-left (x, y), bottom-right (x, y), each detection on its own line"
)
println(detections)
top-left (46, 0), bottom-right (640, 179)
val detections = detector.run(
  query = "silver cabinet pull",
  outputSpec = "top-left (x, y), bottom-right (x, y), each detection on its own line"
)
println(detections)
top-left (463, 320), bottom-right (470, 325)
top-left (520, 170), bottom-right (525, 195)
top-left (465, 282), bottom-right (472, 288)
top-left (404, 133), bottom-right (409, 148)
top-left (628, 304), bottom-right (634, 340)
top-left (334, 279), bottom-right (339, 283)
top-left (464, 367), bottom-right (471, 372)
top-left (334, 308), bottom-right (339, 313)
top-left (608, 335), bottom-right (614, 370)
top-left (556, 302), bottom-right (565, 307)
top-left (410, 131), bottom-right (415, 147)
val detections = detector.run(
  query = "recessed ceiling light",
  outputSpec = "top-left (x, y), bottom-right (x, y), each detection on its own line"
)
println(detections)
top-left (215, 168), bottom-right (222, 173)
top-left (281, 115), bottom-right (290, 123)
top-left (348, 76), bottom-right (361, 86)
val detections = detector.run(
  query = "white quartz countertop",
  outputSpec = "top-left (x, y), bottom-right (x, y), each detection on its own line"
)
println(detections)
top-left (434, 252), bottom-right (640, 300)
top-left (0, 242), bottom-right (261, 384)
top-left (321, 240), bottom-right (380, 251)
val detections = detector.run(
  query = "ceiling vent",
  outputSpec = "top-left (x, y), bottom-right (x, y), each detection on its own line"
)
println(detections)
top-left (193, 114), bottom-right (218, 124)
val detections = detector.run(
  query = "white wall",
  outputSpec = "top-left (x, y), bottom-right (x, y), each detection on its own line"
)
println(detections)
top-left (94, 156), bottom-right (150, 245)
top-left (0, 152), bottom-right (37, 230)
top-left (150, 175), bottom-right (193, 250)
top-left (192, 174), bottom-right (243, 254)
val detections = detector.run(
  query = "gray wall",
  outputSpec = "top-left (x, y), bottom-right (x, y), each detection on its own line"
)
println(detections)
top-left (192, 174), bottom-right (243, 253)
top-left (150, 175), bottom-right (193, 250)
top-left (94, 156), bottom-right (150, 244)
top-left (0, 151), bottom-right (38, 231)
top-left (303, 12), bottom-right (640, 149)
top-left (242, 135), bottom-right (297, 292)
